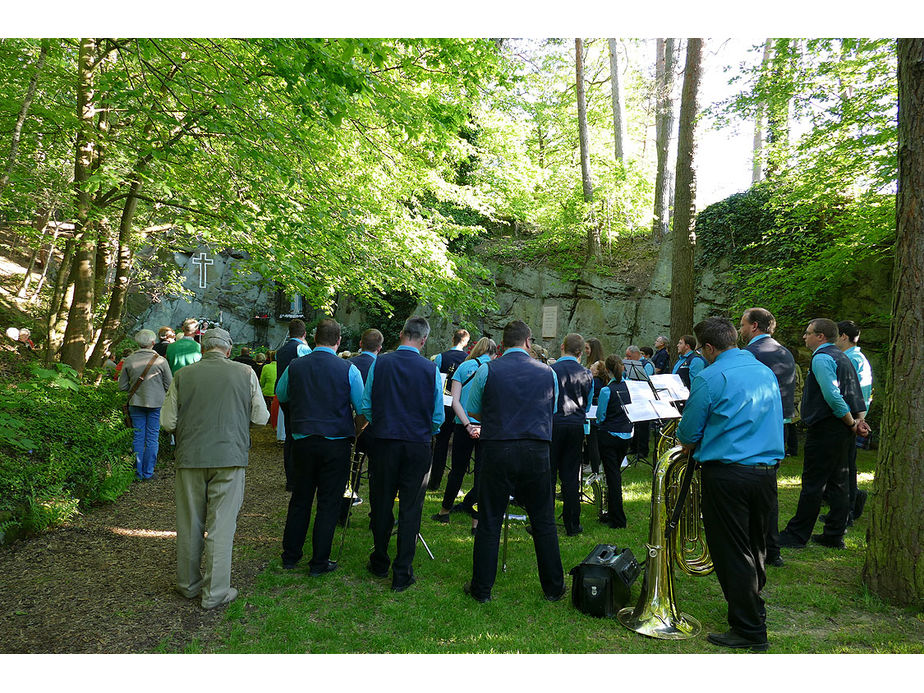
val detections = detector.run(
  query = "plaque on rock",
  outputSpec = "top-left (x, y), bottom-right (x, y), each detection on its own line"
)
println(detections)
top-left (542, 305), bottom-right (558, 339)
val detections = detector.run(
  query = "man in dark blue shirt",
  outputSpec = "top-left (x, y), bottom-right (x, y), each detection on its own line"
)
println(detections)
top-left (550, 333), bottom-right (594, 536)
top-left (778, 318), bottom-right (868, 550)
top-left (651, 335), bottom-right (670, 374)
top-left (359, 317), bottom-right (444, 592)
top-left (677, 317), bottom-right (783, 651)
top-left (276, 318), bottom-right (364, 576)
top-left (739, 307), bottom-right (796, 569)
top-left (463, 320), bottom-right (565, 603)
top-left (275, 319), bottom-right (312, 492)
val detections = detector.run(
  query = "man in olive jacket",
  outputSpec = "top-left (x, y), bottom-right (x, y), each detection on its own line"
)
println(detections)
top-left (161, 328), bottom-right (269, 609)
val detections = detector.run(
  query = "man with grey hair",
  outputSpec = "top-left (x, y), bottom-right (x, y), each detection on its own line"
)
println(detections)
top-left (161, 327), bottom-right (269, 609)
top-left (359, 316), bottom-right (444, 592)
top-left (119, 329), bottom-right (172, 481)
top-left (652, 335), bottom-right (670, 374)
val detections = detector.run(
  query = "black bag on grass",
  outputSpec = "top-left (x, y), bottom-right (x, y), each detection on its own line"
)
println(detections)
top-left (569, 544), bottom-right (640, 617)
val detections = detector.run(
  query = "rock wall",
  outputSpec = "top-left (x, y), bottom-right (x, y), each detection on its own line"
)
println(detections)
top-left (418, 242), bottom-right (733, 358)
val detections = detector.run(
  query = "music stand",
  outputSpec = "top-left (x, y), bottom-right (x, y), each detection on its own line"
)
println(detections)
top-left (622, 360), bottom-right (659, 467)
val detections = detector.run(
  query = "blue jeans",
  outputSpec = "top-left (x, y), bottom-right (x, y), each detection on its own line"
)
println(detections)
top-left (129, 406), bottom-right (161, 479)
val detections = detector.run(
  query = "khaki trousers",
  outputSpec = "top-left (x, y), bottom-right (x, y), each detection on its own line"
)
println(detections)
top-left (175, 466), bottom-right (246, 608)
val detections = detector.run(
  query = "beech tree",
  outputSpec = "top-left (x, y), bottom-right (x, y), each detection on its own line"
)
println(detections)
top-left (668, 38), bottom-right (703, 349)
top-left (652, 38), bottom-right (678, 238)
top-left (574, 38), bottom-right (599, 258)
top-left (863, 38), bottom-right (924, 607)
top-left (607, 38), bottom-right (627, 162)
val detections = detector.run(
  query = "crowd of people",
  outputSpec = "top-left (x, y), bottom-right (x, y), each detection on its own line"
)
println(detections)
top-left (115, 308), bottom-right (873, 650)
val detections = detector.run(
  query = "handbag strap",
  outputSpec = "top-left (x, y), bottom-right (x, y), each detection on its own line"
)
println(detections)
top-left (126, 354), bottom-right (160, 404)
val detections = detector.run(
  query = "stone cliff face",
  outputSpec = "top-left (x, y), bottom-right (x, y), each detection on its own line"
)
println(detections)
top-left (418, 242), bottom-right (733, 358)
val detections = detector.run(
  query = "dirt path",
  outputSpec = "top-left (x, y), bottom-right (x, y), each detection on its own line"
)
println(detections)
top-left (0, 425), bottom-right (287, 653)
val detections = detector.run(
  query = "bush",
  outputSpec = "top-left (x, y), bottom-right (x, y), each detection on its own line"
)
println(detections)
top-left (0, 356), bottom-right (135, 542)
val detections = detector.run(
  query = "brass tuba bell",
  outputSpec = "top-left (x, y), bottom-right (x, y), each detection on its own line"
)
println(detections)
top-left (617, 444), bottom-right (713, 640)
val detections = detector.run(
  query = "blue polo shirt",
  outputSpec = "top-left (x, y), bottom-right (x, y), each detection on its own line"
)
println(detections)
top-left (844, 346), bottom-right (873, 408)
top-left (451, 353), bottom-right (492, 424)
top-left (671, 349), bottom-right (706, 380)
top-left (275, 346), bottom-right (364, 440)
top-left (676, 348), bottom-right (784, 465)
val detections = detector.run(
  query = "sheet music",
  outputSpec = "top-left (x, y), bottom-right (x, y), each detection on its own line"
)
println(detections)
top-left (443, 394), bottom-right (453, 407)
top-left (650, 374), bottom-right (690, 401)
top-left (625, 380), bottom-right (657, 402)
top-left (623, 399), bottom-right (682, 422)
top-left (586, 404), bottom-right (598, 420)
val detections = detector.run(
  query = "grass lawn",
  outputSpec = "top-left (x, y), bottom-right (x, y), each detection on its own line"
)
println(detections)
top-left (188, 446), bottom-right (923, 654)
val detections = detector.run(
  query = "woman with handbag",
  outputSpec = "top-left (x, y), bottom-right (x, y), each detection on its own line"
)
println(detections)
top-left (118, 329), bottom-right (173, 481)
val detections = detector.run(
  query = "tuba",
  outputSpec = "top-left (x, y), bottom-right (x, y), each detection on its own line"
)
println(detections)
top-left (617, 444), bottom-right (713, 640)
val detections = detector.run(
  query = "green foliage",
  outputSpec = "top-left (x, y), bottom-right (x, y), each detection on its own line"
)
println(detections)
top-left (0, 356), bottom-right (134, 541)
top-left (696, 183), bottom-right (894, 328)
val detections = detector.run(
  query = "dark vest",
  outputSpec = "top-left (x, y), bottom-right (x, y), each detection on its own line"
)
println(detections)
top-left (801, 344), bottom-right (866, 427)
top-left (438, 349), bottom-right (467, 394)
top-left (551, 358), bottom-right (593, 427)
top-left (744, 336), bottom-right (797, 419)
top-left (480, 350), bottom-right (555, 442)
top-left (591, 376), bottom-right (606, 405)
top-left (599, 381), bottom-right (633, 435)
top-left (276, 338), bottom-right (303, 386)
top-left (350, 352), bottom-right (375, 384)
top-left (675, 351), bottom-right (708, 390)
top-left (285, 349), bottom-right (355, 438)
top-left (369, 348), bottom-right (437, 443)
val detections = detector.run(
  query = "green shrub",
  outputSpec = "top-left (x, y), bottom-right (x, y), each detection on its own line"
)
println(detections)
top-left (0, 357), bottom-right (135, 541)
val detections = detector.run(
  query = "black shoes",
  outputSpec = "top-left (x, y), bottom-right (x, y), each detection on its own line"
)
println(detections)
top-left (281, 561), bottom-right (298, 570)
top-left (366, 562), bottom-right (389, 579)
top-left (706, 630), bottom-right (769, 652)
top-left (309, 560), bottom-right (338, 577)
top-left (544, 586), bottom-right (568, 602)
top-left (766, 555), bottom-right (785, 568)
top-left (777, 531), bottom-right (806, 549)
top-left (392, 576), bottom-right (416, 593)
top-left (811, 533), bottom-right (846, 549)
top-left (854, 489), bottom-right (868, 519)
top-left (566, 525), bottom-right (584, 537)
top-left (818, 513), bottom-right (853, 527)
top-left (431, 512), bottom-right (450, 524)
top-left (463, 581), bottom-right (491, 603)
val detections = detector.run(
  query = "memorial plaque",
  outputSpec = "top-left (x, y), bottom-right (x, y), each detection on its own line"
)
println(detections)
top-left (541, 305), bottom-right (558, 339)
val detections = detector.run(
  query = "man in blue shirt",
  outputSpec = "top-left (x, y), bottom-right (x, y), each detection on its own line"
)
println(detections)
top-left (550, 333), bottom-right (594, 536)
top-left (359, 317), bottom-right (444, 592)
top-left (275, 319), bottom-right (312, 492)
top-left (671, 334), bottom-right (706, 389)
top-left (463, 320), bottom-right (565, 603)
top-left (676, 317), bottom-right (783, 651)
top-left (651, 336), bottom-right (670, 374)
top-left (779, 318), bottom-right (868, 550)
top-left (276, 318), bottom-right (364, 576)
top-left (739, 307), bottom-right (797, 569)
top-left (836, 320), bottom-right (873, 522)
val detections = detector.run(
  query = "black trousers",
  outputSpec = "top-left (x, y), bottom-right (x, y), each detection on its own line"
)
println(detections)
top-left (583, 425), bottom-right (601, 473)
top-left (440, 423), bottom-right (481, 514)
top-left (281, 436), bottom-right (352, 569)
top-left (428, 407), bottom-right (454, 489)
top-left (630, 421), bottom-right (650, 458)
top-left (470, 439), bottom-right (564, 600)
top-left (782, 417), bottom-right (852, 543)
top-left (550, 424), bottom-right (585, 533)
top-left (784, 422), bottom-right (799, 457)
top-left (597, 433), bottom-right (630, 527)
top-left (280, 402), bottom-right (294, 487)
top-left (701, 462), bottom-right (776, 642)
top-left (368, 439), bottom-right (431, 588)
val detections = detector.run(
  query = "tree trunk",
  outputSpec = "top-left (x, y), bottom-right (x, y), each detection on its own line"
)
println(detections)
top-left (668, 38), bottom-right (703, 347)
top-left (652, 38), bottom-right (678, 239)
top-left (0, 40), bottom-right (48, 195)
top-left (608, 38), bottom-right (627, 162)
top-left (17, 209), bottom-right (51, 296)
top-left (60, 38), bottom-right (99, 374)
top-left (766, 39), bottom-right (795, 179)
top-left (45, 237), bottom-right (75, 365)
top-left (87, 180), bottom-right (144, 369)
top-left (862, 38), bottom-right (924, 608)
top-left (31, 223), bottom-right (60, 301)
top-left (753, 39), bottom-right (772, 184)
top-left (575, 38), bottom-right (599, 258)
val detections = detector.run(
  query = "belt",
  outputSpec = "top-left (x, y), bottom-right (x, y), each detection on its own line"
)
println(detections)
top-left (701, 460), bottom-right (779, 471)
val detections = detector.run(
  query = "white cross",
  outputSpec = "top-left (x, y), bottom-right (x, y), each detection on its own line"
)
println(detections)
top-left (191, 252), bottom-right (213, 289)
